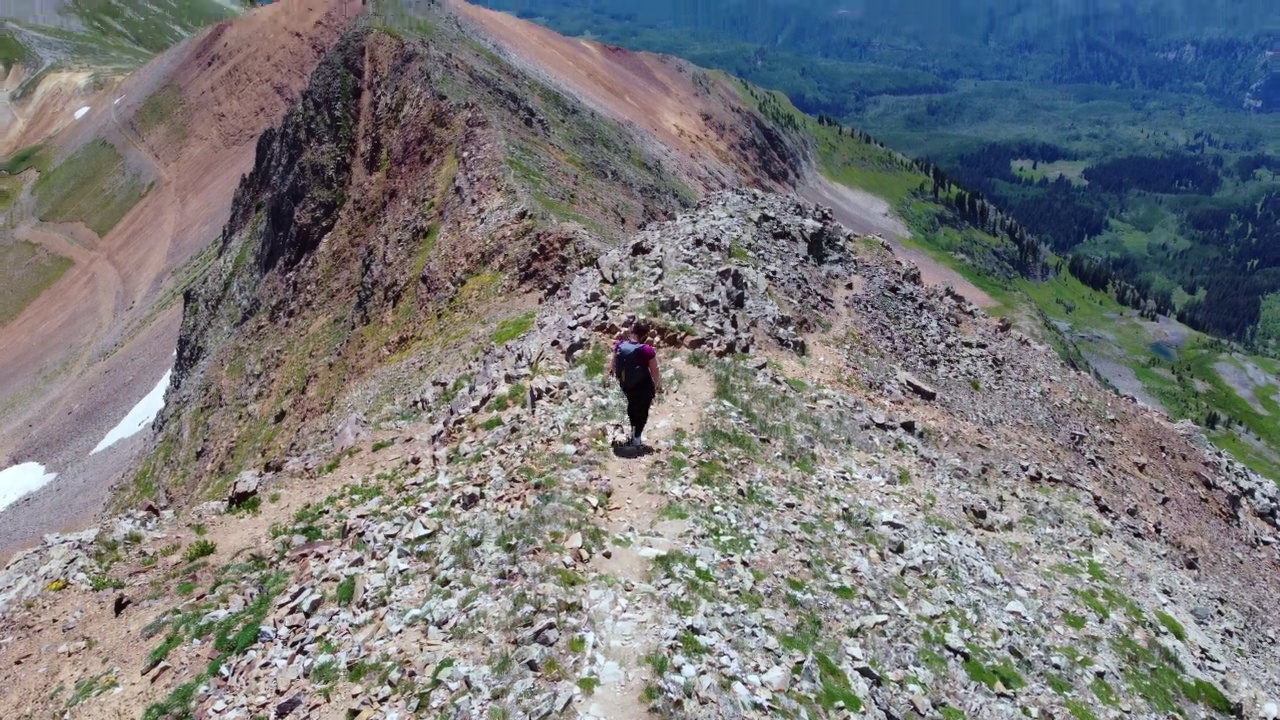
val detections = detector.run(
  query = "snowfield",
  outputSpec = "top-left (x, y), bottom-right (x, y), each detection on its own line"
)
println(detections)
top-left (90, 370), bottom-right (170, 455)
top-left (0, 463), bottom-right (57, 512)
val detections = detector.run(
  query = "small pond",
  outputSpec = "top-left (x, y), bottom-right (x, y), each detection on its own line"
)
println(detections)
top-left (1149, 342), bottom-right (1177, 362)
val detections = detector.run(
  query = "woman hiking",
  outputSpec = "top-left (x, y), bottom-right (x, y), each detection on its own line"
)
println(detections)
top-left (605, 321), bottom-right (663, 448)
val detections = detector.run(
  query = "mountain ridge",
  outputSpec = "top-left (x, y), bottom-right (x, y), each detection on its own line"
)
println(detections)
top-left (0, 2), bottom-right (1279, 719)
top-left (5, 178), bottom-right (1280, 716)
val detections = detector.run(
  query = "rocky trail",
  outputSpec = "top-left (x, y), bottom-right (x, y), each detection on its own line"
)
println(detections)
top-left (2, 191), bottom-right (1279, 720)
top-left (587, 359), bottom-right (713, 720)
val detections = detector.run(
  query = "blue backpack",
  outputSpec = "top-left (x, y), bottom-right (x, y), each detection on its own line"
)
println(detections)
top-left (614, 341), bottom-right (650, 390)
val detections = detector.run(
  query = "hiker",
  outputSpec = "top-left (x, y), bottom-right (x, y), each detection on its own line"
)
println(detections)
top-left (606, 322), bottom-right (663, 448)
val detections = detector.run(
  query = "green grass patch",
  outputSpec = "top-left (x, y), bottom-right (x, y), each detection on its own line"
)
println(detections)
top-left (493, 311), bottom-right (535, 345)
top-left (34, 139), bottom-right (150, 236)
top-left (143, 570), bottom-right (288, 720)
top-left (1046, 672), bottom-right (1074, 695)
top-left (1065, 700), bottom-right (1101, 720)
top-left (1091, 677), bottom-right (1119, 706)
top-left (67, 0), bottom-right (235, 54)
top-left (336, 575), bottom-right (356, 606)
top-left (0, 144), bottom-right (48, 175)
top-left (1154, 611), bottom-right (1187, 641)
top-left (183, 539), bottom-right (216, 562)
top-left (1109, 631), bottom-right (1233, 715)
top-left (1074, 588), bottom-right (1111, 621)
top-left (1011, 158), bottom-right (1088, 186)
top-left (133, 84), bottom-right (187, 141)
top-left (1062, 611), bottom-right (1088, 630)
top-left (0, 241), bottom-right (73, 326)
top-left (228, 495), bottom-right (261, 516)
top-left (962, 657), bottom-right (1025, 691)
top-left (580, 343), bottom-right (608, 378)
top-left (311, 660), bottom-right (340, 685)
top-left (814, 651), bottom-right (863, 712)
top-left (0, 32), bottom-right (31, 71)
top-left (89, 574), bottom-right (125, 591)
top-left (410, 222), bottom-right (441, 280)
top-left (67, 671), bottom-right (119, 708)
top-left (146, 635), bottom-right (182, 670)
top-left (0, 174), bottom-right (22, 211)
top-left (832, 585), bottom-right (856, 600)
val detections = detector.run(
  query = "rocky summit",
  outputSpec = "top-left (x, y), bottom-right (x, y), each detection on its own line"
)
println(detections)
top-left (2, 189), bottom-right (1279, 720)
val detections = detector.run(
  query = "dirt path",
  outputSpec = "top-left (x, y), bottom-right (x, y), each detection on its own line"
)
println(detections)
top-left (800, 177), bottom-right (998, 309)
top-left (22, 224), bottom-right (126, 349)
top-left (111, 88), bottom-right (179, 280)
top-left (585, 356), bottom-right (713, 720)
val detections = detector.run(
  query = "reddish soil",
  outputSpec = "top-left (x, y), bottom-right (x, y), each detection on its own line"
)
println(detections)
top-left (0, 69), bottom-right (114, 156)
top-left (450, 0), bottom-right (782, 193)
top-left (0, 0), bottom-right (363, 560)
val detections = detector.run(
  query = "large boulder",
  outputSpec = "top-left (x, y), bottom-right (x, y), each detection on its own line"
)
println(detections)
top-left (227, 470), bottom-right (262, 508)
top-left (334, 413), bottom-right (368, 453)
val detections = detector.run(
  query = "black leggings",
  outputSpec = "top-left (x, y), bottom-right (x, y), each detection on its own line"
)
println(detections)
top-left (623, 378), bottom-right (656, 437)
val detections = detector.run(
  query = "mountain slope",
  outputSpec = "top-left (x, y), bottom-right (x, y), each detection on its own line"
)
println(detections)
top-left (0, 0), bottom-right (362, 557)
top-left (0, 3), bottom-right (1279, 720)
top-left (144, 0), bottom-right (849, 507)
top-left (463, 0), bottom-right (1280, 484)
top-left (5, 185), bottom-right (1280, 717)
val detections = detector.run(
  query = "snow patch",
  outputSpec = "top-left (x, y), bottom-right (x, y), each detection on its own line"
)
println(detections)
top-left (74, 106), bottom-right (90, 120)
top-left (114, 96), bottom-right (124, 105)
top-left (0, 463), bottom-right (57, 512)
top-left (91, 370), bottom-right (171, 455)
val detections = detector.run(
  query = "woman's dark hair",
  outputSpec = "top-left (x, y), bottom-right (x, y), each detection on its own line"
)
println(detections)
top-left (632, 321), bottom-right (650, 341)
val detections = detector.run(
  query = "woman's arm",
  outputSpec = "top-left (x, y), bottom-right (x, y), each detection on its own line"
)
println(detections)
top-left (648, 356), bottom-right (662, 394)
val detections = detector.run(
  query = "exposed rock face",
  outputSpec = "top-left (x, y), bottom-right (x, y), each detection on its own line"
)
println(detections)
top-left (227, 470), bottom-right (262, 508)
top-left (172, 31), bottom-right (370, 399)
top-left (233, 34), bottom-right (366, 277)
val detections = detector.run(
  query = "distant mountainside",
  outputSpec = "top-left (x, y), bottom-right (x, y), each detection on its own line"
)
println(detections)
top-left (498, 0), bottom-right (1280, 48)
top-left (1, 0), bottom-right (236, 78)
top-left (476, 0), bottom-right (1277, 111)
top-left (0, 0), bottom-right (360, 557)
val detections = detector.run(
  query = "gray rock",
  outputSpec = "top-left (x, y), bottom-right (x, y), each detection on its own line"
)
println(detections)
top-left (897, 371), bottom-right (938, 401)
top-left (228, 470), bottom-right (262, 507)
top-left (762, 665), bottom-right (790, 692)
top-left (334, 414), bottom-right (368, 453)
